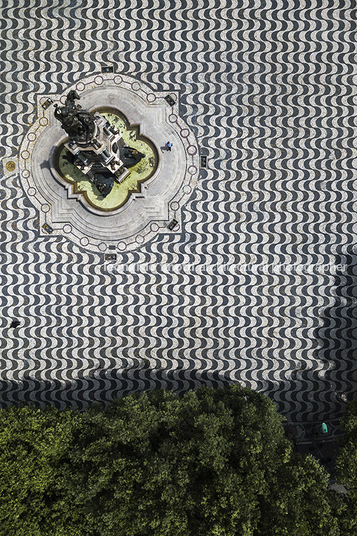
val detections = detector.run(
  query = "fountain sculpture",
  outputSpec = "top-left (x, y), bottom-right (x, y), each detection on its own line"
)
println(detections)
top-left (54, 91), bottom-right (145, 198)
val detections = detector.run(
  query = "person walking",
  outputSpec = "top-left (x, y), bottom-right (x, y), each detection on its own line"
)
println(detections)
top-left (165, 141), bottom-right (172, 151)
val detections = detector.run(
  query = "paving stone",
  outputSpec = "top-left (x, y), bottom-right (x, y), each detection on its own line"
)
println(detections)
top-left (0, 0), bottom-right (356, 423)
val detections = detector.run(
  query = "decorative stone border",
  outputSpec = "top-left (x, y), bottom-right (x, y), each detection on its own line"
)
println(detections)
top-left (19, 74), bottom-right (200, 253)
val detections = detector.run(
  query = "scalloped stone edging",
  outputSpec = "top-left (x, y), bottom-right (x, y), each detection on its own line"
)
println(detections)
top-left (19, 74), bottom-right (200, 253)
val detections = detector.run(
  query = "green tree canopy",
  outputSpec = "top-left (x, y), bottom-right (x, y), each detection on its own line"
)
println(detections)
top-left (337, 400), bottom-right (357, 494)
top-left (334, 400), bottom-right (357, 535)
top-left (0, 405), bottom-right (82, 536)
top-left (0, 386), bottom-right (345, 536)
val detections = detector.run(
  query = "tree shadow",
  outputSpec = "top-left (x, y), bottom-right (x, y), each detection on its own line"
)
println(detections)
top-left (313, 249), bottom-right (357, 416)
top-left (1, 253), bottom-right (356, 420)
top-left (0, 358), bottom-right (236, 411)
top-left (261, 249), bottom-right (357, 426)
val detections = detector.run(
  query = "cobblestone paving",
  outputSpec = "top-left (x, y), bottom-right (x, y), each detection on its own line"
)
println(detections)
top-left (0, 0), bottom-right (356, 424)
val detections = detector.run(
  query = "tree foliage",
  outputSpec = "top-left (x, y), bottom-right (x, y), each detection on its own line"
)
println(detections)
top-left (334, 400), bottom-right (357, 535)
top-left (0, 386), bottom-right (350, 535)
top-left (337, 401), bottom-right (357, 493)
top-left (0, 405), bottom-right (82, 536)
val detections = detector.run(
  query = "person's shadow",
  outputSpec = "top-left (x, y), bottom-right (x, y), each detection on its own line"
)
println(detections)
top-left (160, 144), bottom-right (171, 153)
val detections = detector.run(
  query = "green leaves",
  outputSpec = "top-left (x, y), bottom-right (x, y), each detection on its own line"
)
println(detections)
top-left (337, 401), bottom-right (357, 489)
top-left (0, 405), bottom-right (82, 536)
top-left (333, 401), bottom-right (357, 535)
top-left (0, 387), bottom-right (351, 536)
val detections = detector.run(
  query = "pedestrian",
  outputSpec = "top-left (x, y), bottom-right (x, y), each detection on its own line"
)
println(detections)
top-left (165, 141), bottom-right (172, 151)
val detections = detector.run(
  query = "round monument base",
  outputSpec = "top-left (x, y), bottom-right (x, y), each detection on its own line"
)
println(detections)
top-left (19, 74), bottom-right (199, 253)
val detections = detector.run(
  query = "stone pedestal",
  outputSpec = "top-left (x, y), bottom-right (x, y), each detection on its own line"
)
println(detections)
top-left (65, 113), bottom-right (130, 188)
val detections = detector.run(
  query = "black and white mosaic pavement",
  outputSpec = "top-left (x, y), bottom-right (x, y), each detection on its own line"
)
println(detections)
top-left (0, 0), bottom-right (356, 425)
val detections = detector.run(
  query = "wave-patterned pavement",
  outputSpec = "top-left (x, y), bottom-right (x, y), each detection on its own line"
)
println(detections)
top-left (0, 0), bottom-right (357, 424)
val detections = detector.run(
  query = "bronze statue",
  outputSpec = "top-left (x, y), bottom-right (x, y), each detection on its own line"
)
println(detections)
top-left (120, 146), bottom-right (145, 167)
top-left (55, 91), bottom-right (145, 199)
top-left (54, 91), bottom-right (95, 141)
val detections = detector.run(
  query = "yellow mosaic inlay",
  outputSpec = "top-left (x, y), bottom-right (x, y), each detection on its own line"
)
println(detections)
top-left (57, 111), bottom-right (157, 211)
top-left (5, 161), bottom-right (16, 172)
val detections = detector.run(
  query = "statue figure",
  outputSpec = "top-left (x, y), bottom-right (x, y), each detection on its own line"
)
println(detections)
top-left (55, 91), bottom-right (146, 199)
top-left (54, 91), bottom-right (96, 141)
top-left (120, 146), bottom-right (145, 167)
